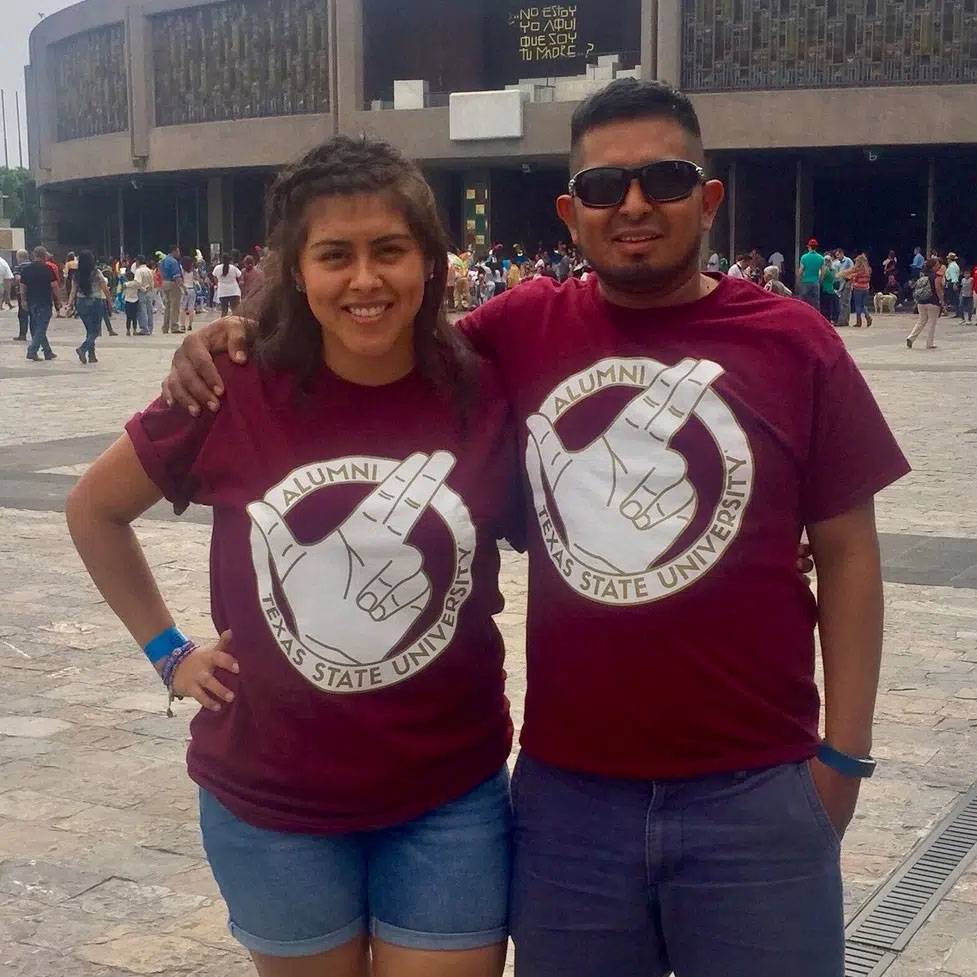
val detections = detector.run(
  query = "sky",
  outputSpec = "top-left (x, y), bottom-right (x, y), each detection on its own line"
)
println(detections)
top-left (2, 2), bottom-right (77, 169)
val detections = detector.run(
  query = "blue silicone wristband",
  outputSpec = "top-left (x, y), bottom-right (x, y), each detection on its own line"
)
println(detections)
top-left (816, 742), bottom-right (877, 779)
top-left (144, 627), bottom-right (189, 665)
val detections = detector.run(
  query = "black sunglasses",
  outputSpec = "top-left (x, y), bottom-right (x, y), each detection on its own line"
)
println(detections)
top-left (569, 160), bottom-right (706, 208)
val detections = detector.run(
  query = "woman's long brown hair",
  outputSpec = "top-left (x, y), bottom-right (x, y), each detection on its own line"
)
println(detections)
top-left (245, 136), bottom-right (476, 413)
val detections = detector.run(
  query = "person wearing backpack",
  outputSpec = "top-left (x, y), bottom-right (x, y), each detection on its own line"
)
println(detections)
top-left (906, 258), bottom-right (942, 349)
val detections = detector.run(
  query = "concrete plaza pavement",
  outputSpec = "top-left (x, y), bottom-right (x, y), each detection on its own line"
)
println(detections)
top-left (0, 306), bottom-right (975, 976)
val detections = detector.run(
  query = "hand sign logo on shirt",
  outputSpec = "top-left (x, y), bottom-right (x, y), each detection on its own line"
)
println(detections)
top-left (248, 453), bottom-right (477, 694)
top-left (527, 356), bottom-right (754, 607)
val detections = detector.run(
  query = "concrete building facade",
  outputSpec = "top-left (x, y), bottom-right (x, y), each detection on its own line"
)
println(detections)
top-left (26, 0), bottom-right (977, 274)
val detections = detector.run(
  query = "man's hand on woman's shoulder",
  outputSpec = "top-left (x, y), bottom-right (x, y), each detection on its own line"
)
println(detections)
top-left (162, 316), bottom-right (250, 415)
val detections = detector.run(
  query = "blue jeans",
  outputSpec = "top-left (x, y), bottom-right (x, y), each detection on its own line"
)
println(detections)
top-left (199, 767), bottom-right (511, 957)
top-left (796, 282), bottom-right (820, 309)
top-left (75, 296), bottom-right (103, 358)
top-left (852, 288), bottom-right (870, 318)
top-left (26, 304), bottom-right (53, 357)
top-left (137, 292), bottom-right (154, 334)
top-left (510, 753), bottom-right (843, 977)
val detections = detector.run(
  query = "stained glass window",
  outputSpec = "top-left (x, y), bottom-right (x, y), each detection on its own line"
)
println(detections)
top-left (682, 0), bottom-right (977, 92)
top-left (152, 0), bottom-right (330, 126)
top-left (52, 24), bottom-right (128, 142)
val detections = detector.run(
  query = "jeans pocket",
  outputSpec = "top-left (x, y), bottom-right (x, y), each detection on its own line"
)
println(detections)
top-left (798, 762), bottom-right (842, 850)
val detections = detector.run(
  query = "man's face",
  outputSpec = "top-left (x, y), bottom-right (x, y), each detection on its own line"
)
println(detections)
top-left (557, 117), bottom-right (724, 295)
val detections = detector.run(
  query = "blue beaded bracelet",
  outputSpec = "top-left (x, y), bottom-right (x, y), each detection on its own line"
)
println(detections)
top-left (144, 626), bottom-right (189, 664)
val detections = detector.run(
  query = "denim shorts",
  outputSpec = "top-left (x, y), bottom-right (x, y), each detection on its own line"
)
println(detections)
top-left (199, 767), bottom-right (511, 957)
top-left (510, 753), bottom-right (843, 977)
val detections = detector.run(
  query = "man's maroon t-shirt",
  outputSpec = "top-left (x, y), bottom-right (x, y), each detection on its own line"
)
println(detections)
top-left (126, 357), bottom-right (517, 833)
top-left (461, 273), bottom-right (910, 781)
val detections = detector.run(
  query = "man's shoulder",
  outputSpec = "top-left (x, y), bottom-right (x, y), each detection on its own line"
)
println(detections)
top-left (719, 277), bottom-right (845, 361)
top-left (459, 276), bottom-right (588, 353)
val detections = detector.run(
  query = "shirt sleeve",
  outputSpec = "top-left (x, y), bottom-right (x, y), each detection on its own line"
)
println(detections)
top-left (457, 288), bottom-right (515, 363)
top-left (125, 396), bottom-right (220, 515)
top-left (802, 347), bottom-right (911, 525)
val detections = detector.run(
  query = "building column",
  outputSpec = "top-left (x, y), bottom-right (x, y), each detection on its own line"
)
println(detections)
top-left (335, 0), bottom-right (364, 127)
top-left (118, 186), bottom-right (126, 259)
top-left (38, 188), bottom-right (60, 255)
top-left (794, 157), bottom-right (814, 286)
top-left (640, 0), bottom-right (657, 80)
top-left (207, 177), bottom-right (226, 259)
top-left (726, 159), bottom-right (737, 261)
top-left (462, 170), bottom-right (491, 253)
top-left (125, 4), bottom-right (152, 163)
top-left (705, 152), bottom-right (730, 263)
top-left (656, 0), bottom-right (682, 84)
top-left (925, 157), bottom-right (935, 255)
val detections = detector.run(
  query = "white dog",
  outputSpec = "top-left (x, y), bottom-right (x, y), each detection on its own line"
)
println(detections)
top-left (873, 292), bottom-right (896, 314)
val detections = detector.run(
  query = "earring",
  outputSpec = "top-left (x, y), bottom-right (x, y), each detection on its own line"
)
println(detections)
top-left (295, 282), bottom-right (306, 293)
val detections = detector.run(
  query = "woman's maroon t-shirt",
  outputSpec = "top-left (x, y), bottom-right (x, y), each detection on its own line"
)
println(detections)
top-left (126, 356), bottom-right (517, 833)
top-left (461, 273), bottom-right (911, 781)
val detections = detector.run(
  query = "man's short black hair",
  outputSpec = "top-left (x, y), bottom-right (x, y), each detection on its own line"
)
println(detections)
top-left (569, 78), bottom-right (702, 171)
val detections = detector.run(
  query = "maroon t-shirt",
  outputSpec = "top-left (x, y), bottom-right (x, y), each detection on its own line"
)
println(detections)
top-left (462, 273), bottom-right (910, 780)
top-left (126, 356), bottom-right (517, 833)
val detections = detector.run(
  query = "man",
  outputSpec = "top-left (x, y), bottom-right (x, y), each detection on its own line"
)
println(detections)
top-left (160, 245), bottom-right (184, 334)
top-left (0, 253), bottom-right (14, 309)
top-left (910, 246), bottom-right (925, 281)
top-left (945, 251), bottom-right (961, 316)
top-left (163, 79), bottom-right (908, 977)
top-left (20, 246), bottom-right (61, 361)
top-left (12, 249), bottom-right (31, 340)
top-left (796, 237), bottom-right (824, 308)
top-left (833, 247), bottom-right (854, 326)
top-left (725, 253), bottom-right (750, 280)
top-left (132, 255), bottom-right (155, 335)
top-left (768, 248), bottom-right (785, 276)
top-left (705, 251), bottom-right (720, 272)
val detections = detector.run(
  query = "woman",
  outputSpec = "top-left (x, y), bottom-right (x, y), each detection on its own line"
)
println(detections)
top-left (180, 255), bottom-right (198, 332)
top-left (65, 250), bottom-right (113, 364)
top-left (762, 265), bottom-right (792, 297)
top-left (213, 253), bottom-right (243, 315)
top-left (64, 251), bottom-right (79, 317)
top-left (847, 253), bottom-right (873, 327)
top-left (906, 257), bottom-right (943, 349)
top-left (882, 250), bottom-right (897, 282)
top-left (66, 136), bottom-right (516, 977)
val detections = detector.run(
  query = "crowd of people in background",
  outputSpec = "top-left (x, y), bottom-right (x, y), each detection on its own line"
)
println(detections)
top-left (707, 241), bottom-right (975, 350)
top-left (9, 245), bottom-right (270, 363)
top-left (9, 234), bottom-right (973, 359)
top-left (445, 241), bottom-right (590, 311)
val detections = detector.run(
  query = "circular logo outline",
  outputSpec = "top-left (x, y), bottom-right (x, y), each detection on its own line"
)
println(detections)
top-left (528, 356), bottom-right (755, 606)
top-left (250, 455), bottom-right (477, 693)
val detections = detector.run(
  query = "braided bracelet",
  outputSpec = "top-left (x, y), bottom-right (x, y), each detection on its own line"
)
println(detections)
top-left (161, 640), bottom-right (197, 717)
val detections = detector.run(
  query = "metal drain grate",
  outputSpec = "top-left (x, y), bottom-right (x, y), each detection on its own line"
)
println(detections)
top-left (844, 784), bottom-right (977, 977)
top-left (844, 943), bottom-right (897, 977)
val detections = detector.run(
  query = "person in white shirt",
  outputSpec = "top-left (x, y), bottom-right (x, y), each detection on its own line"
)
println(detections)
top-left (0, 255), bottom-right (14, 309)
top-left (706, 252), bottom-right (720, 273)
top-left (767, 251), bottom-right (785, 275)
top-left (132, 255), bottom-right (156, 335)
top-left (213, 253), bottom-right (243, 315)
top-left (727, 254), bottom-right (750, 280)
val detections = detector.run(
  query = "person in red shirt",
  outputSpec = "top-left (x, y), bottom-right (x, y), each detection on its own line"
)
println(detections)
top-left (163, 82), bottom-right (908, 977)
top-left (66, 138), bottom-right (518, 977)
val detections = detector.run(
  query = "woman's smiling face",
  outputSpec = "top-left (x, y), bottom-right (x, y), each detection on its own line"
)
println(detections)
top-left (296, 191), bottom-right (429, 386)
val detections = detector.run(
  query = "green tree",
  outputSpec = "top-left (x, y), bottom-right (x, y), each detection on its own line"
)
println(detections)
top-left (0, 168), bottom-right (40, 245)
